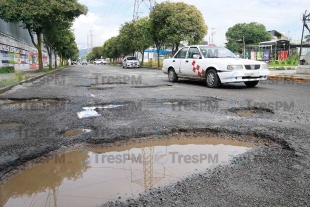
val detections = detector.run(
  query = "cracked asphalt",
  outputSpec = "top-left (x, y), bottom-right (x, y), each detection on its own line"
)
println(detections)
top-left (1, 64), bottom-right (310, 206)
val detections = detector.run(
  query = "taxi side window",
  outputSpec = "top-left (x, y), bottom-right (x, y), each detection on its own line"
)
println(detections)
top-left (174, 48), bottom-right (188, 59)
top-left (187, 47), bottom-right (201, 58)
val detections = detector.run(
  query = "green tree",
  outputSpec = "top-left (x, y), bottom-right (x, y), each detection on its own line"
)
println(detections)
top-left (118, 21), bottom-right (136, 56)
top-left (133, 17), bottom-right (153, 65)
top-left (225, 22), bottom-right (271, 53)
top-left (86, 52), bottom-right (95, 61)
top-left (0, 0), bottom-right (87, 71)
top-left (91, 47), bottom-right (104, 59)
top-left (103, 36), bottom-right (121, 62)
top-left (43, 17), bottom-right (74, 69)
top-left (150, 2), bottom-right (207, 66)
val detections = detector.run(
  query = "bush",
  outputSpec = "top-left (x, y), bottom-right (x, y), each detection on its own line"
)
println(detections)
top-left (0, 67), bottom-right (15, 74)
top-left (15, 71), bottom-right (25, 82)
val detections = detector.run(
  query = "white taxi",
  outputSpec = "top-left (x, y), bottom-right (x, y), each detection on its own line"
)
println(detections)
top-left (162, 45), bottom-right (270, 88)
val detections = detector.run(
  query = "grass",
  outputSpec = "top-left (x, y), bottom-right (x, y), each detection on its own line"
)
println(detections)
top-left (268, 53), bottom-right (299, 67)
top-left (0, 71), bottom-right (26, 88)
top-left (0, 67), bottom-right (14, 74)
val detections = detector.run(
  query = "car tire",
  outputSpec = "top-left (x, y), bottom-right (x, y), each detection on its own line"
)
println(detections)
top-left (206, 69), bottom-right (221, 88)
top-left (168, 68), bottom-right (178, 82)
top-left (244, 81), bottom-right (259, 88)
top-left (100, 62), bottom-right (103, 65)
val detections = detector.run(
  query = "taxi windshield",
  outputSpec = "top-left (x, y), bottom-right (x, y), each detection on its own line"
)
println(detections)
top-left (127, 57), bottom-right (137, 60)
top-left (199, 46), bottom-right (238, 58)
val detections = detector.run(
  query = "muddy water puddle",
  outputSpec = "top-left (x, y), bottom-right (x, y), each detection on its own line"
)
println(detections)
top-left (0, 123), bottom-right (23, 130)
top-left (62, 129), bottom-right (92, 137)
top-left (229, 107), bottom-right (274, 117)
top-left (0, 138), bottom-right (250, 207)
top-left (0, 99), bottom-right (68, 111)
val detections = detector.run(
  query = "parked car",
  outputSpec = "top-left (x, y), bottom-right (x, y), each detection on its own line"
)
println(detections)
top-left (122, 56), bottom-right (140, 68)
top-left (94, 59), bottom-right (107, 65)
top-left (162, 45), bottom-right (270, 88)
top-left (81, 60), bottom-right (88, 65)
top-left (71, 60), bottom-right (77, 65)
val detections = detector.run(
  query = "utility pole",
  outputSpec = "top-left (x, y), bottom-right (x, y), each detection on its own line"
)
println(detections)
top-left (89, 30), bottom-right (94, 51)
top-left (87, 34), bottom-right (89, 53)
top-left (133, 0), bottom-right (156, 20)
top-left (299, 10), bottom-right (310, 63)
top-left (211, 28), bottom-right (216, 43)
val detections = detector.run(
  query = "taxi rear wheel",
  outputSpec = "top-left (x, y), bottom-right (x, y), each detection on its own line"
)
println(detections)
top-left (206, 69), bottom-right (221, 88)
top-left (244, 81), bottom-right (259, 88)
top-left (168, 68), bottom-right (178, 82)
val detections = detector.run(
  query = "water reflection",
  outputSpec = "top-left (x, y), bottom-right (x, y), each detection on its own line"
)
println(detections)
top-left (0, 138), bottom-right (250, 207)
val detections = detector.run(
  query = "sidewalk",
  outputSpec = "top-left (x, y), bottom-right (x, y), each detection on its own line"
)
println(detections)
top-left (268, 69), bottom-right (310, 82)
top-left (0, 67), bottom-right (65, 94)
top-left (0, 70), bottom-right (45, 81)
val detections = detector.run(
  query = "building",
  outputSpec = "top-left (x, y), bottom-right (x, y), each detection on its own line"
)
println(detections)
top-left (0, 19), bottom-right (53, 71)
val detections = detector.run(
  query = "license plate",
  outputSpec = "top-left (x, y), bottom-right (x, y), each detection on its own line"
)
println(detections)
top-left (250, 72), bottom-right (259, 77)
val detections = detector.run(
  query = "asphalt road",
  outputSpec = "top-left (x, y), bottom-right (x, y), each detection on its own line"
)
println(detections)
top-left (1, 64), bottom-right (310, 206)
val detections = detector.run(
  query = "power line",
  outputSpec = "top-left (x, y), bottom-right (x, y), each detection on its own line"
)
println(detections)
top-left (133, 0), bottom-right (155, 20)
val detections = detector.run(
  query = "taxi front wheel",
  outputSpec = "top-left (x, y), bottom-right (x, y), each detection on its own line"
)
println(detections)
top-left (168, 69), bottom-right (178, 82)
top-left (206, 69), bottom-right (221, 88)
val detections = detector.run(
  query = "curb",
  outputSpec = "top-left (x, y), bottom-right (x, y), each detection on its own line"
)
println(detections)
top-left (268, 75), bottom-right (310, 82)
top-left (0, 67), bottom-right (66, 94)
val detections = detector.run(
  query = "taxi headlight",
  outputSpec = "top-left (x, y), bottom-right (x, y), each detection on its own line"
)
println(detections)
top-left (261, 64), bottom-right (269, 70)
top-left (227, 65), bottom-right (243, 70)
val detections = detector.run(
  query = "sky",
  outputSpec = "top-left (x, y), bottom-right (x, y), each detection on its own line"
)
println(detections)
top-left (74, 0), bottom-right (309, 50)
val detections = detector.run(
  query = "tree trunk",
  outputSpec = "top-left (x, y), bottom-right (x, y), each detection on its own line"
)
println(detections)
top-left (37, 32), bottom-right (44, 72)
top-left (173, 42), bottom-right (180, 56)
top-left (27, 28), bottom-right (44, 71)
top-left (141, 51), bottom-right (145, 66)
top-left (46, 46), bottom-right (52, 70)
top-left (157, 47), bottom-right (160, 67)
top-left (54, 51), bottom-right (57, 68)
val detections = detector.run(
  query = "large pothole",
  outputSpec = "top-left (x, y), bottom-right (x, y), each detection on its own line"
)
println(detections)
top-left (0, 98), bottom-right (68, 111)
top-left (0, 136), bottom-right (255, 207)
top-left (228, 107), bottom-right (274, 117)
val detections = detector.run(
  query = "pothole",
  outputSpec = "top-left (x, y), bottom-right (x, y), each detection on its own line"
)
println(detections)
top-left (0, 123), bottom-right (23, 130)
top-left (0, 98), bottom-right (68, 111)
top-left (62, 129), bottom-right (92, 137)
top-left (0, 137), bottom-right (252, 207)
top-left (130, 84), bottom-right (173, 88)
top-left (228, 107), bottom-right (274, 117)
top-left (91, 82), bottom-right (128, 87)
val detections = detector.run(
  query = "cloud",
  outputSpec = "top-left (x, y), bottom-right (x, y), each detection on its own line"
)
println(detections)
top-left (74, 0), bottom-right (307, 49)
